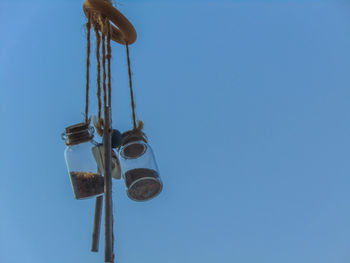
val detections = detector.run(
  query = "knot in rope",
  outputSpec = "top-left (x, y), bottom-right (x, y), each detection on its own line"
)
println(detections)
top-left (121, 121), bottom-right (148, 146)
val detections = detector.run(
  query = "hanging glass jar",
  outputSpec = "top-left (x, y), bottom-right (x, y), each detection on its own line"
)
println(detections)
top-left (62, 122), bottom-right (104, 199)
top-left (118, 130), bottom-right (162, 201)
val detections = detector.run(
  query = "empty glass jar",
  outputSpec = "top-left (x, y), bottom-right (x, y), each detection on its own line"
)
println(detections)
top-left (62, 122), bottom-right (104, 199)
top-left (118, 131), bottom-right (162, 201)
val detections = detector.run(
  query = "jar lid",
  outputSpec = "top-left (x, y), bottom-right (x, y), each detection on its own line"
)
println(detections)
top-left (120, 130), bottom-right (148, 159)
top-left (65, 122), bottom-right (90, 134)
top-left (121, 130), bottom-right (147, 146)
top-left (63, 122), bottom-right (94, 146)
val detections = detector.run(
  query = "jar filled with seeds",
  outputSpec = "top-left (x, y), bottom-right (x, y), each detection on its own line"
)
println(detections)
top-left (118, 130), bottom-right (162, 201)
top-left (62, 122), bottom-right (104, 199)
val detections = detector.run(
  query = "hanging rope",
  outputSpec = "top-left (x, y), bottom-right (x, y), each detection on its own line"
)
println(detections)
top-left (93, 23), bottom-right (102, 122)
top-left (92, 16), bottom-right (108, 137)
top-left (106, 21), bottom-right (112, 107)
top-left (85, 13), bottom-right (92, 123)
top-left (101, 17), bottom-right (107, 110)
top-left (93, 20), bottom-right (104, 137)
top-left (125, 43), bottom-right (137, 130)
top-left (124, 43), bottom-right (147, 144)
top-left (93, 17), bottom-right (112, 137)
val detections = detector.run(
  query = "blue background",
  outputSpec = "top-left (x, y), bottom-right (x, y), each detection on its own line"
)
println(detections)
top-left (1, 0), bottom-right (350, 262)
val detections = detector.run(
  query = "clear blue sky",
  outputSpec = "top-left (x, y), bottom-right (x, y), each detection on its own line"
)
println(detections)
top-left (1, 0), bottom-right (350, 262)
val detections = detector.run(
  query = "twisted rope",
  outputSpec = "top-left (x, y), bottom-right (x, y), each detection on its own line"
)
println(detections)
top-left (92, 17), bottom-right (113, 137)
top-left (85, 13), bottom-right (92, 123)
top-left (107, 22), bottom-right (112, 107)
top-left (101, 18), bottom-right (107, 110)
top-left (93, 23), bottom-right (102, 122)
top-left (125, 43), bottom-right (137, 130)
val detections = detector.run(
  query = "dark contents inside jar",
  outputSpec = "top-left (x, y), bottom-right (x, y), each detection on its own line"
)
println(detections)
top-left (124, 168), bottom-right (162, 201)
top-left (123, 143), bottom-right (146, 158)
top-left (70, 172), bottom-right (104, 199)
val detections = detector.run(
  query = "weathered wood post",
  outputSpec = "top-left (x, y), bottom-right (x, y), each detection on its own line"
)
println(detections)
top-left (91, 195), bottom-right (103, 252)
top-left (103, 106), bottom-right (114, 262)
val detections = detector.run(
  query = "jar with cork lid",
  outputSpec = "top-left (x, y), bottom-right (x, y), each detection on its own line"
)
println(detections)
top-left (118, 130), bottom-right (162, 201)
top-left (62, 122), bottom-right (104, 199)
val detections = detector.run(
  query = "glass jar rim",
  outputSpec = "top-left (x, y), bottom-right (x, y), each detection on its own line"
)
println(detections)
top-left (119, 140), bottom-right (147, 159)
top-left (61, 125), bottom-right (94, 146)
top-left (127, 176), bottom-right (163, 202)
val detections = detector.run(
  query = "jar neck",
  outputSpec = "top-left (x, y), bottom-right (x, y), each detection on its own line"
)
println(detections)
top-left (65, 134), bottom-right (92, 146)
top-left (63, 123), bottom-right (94, 146)
top-left (121, 130), bottom-right (147, 146)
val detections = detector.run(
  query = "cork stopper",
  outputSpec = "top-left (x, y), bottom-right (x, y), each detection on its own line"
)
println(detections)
top-left (64, 122), bottom-right (93, 146)
top-left (120, 130), bottom-right (147, 159)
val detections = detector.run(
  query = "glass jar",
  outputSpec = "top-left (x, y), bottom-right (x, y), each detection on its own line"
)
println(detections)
top-left (118, 131), bottom-right (162, 201)
top-left (62, 122), bottom-right (104, 200)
